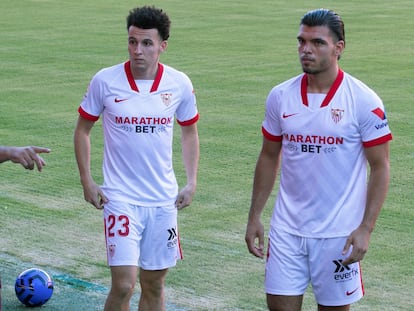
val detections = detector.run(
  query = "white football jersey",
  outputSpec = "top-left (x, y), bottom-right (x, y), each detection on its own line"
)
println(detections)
top-left (262, 70), bottom-right (392, 237)
top-left (79, 61), bottom-right (199, 206)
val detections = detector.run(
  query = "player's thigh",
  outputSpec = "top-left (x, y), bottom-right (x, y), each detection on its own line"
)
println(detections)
top-left (265, 228), bottom-right (309, 296)
top-left (104, 201), bottom-right (142, 266)
top-left (309, 237), bottom-right (363, 306)
top-left (267, 294), bottom-right (303, 311)
top-left (139, 205), bottom-right (180, 270)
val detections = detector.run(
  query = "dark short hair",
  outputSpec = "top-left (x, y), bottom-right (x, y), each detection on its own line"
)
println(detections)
top-left (300, 9), bottom-right (345, 44)
top-left (126, 6), bottom-right (171, 41)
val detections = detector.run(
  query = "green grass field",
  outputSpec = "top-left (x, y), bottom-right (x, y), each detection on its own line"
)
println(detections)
top-left (1, 0), bottom-right (413, 310)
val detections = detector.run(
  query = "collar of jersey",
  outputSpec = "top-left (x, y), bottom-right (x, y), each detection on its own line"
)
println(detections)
top-left (301, 68), bottom-right (344, 108)
top-left (124, 61), bottom-right (164, 93)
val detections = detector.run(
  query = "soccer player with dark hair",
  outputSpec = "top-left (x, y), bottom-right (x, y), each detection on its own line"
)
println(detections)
top-left (246, 9), bottom-right (392, 311)
top-left (74, 6), bottom-right (199, 311)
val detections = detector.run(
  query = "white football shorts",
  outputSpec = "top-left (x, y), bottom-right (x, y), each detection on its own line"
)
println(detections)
top-left (265, 227), bottom-right (364, 306)
top-left (103, 200), bottom-right (182, 270)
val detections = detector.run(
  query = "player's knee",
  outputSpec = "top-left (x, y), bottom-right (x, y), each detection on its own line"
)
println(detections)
top-left (267, 294), bottom-right (302, 311)
top-left (141, 278), bottom-right (164, 297)
top-left (111, 279), bottom-right (136, 300)
top-left (139, 270), bottom-right (167, 298)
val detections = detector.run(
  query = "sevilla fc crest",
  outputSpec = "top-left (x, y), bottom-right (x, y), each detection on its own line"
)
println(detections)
top-left (160, 93), bottom-right (173, 106)
top-left (108, 244), bottom-right (116, 258)
top-left (331, 108), bottom-right (344, 124)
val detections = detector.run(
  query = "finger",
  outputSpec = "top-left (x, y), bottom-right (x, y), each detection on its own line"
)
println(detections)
top-left (85, 194), bottom-right (101, 209)
top-left (175, 195), bottom-right (186, 209)
top-left (346, 246), bottom-right (366, 265)
top-left (258, 232), bottom-right (265, 251)
top-left (97, 199), bottom-right (106, 210)
top-left (33, 156), bottom-right (46, 172)
top-left (342, 252), bottom-right (356, 266)
top-left (177, 201), bottom-right (188, 210)
top-left (97, 191), bottom-right (108, 209)
top-left (32, 146), bottom-right (51, 154)
top-left (90, 199), bottom-right (102, 210)
top-left (250, 244), bottom-right (264, 258)
top-left (342, 243), bottom-right (362, 266)
top-left (245, 236), bottom-right (264, 259)
top-left (19, 159), bottom-right (29, 169)
top-left (20, 149), bottom-right (38, 170)
top-left (91, 195), bottom-right (104, 210)
top-left (26, 159), bottom-right (35, 170)
top-left (101, 196), bottom-right (109, 205)
top-left (19, 152), bottom-right (33, 169)
top-left (342, 238), bottom-right (351, 255)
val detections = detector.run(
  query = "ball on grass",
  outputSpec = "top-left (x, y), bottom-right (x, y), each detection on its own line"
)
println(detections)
top-left (15, 268), bottom-right (54, 307)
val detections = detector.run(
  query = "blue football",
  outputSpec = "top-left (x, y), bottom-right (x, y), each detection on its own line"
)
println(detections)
top-left (15, 268), bottom-right (54, 307)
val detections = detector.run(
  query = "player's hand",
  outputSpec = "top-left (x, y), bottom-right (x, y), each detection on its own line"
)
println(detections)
top-left (245, 218), bottom-right (265, 259)
top-left (10, 146), bottom-right (50, 171)
top-left (342, 225), bottom-right (371, 265)
top-left (175, 183), bottom-right (196, 210)
top-left (82, 179), bottom-right (108, 210)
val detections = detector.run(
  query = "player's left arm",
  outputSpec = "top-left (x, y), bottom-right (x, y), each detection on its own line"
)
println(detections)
top-left (342, 141), bottom-right (390, 265)
top-left (175, 122), bottom-right (200, 210)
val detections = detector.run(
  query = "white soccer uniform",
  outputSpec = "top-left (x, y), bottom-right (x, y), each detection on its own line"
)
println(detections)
top-left (79, 61), bottom-right (198, 268)
top-left (262, 69), bottom-right (392, 304)
top-left (262, 69), bottom-right (392, 238)
top-left (79, 61), bottom-right (199, 206)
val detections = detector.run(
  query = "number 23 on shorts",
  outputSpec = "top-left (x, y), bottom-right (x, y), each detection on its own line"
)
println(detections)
top-left (105, 214), bottom-right (130, 237)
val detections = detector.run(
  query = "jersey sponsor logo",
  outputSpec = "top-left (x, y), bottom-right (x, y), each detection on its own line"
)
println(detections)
top-left (160, 93), bottom-right (173, 107)
top-left (331, 108), bottom-right (344, 124)
top-left (371, 107), bottom-right (386, 120)
top-left (284, 134), bottom-right (344, 145)
top-left (115, 116), bottom-right (172, 134)
top-left (114, 97), bottom-right (128, 103)
top-left (375, 122), bottom-right (389, 130)
top-left (284, 134), bottom-right (343, 154)
top-left (167, 228), bottom-right (178, 241)
top-left (282, 112), bottom-right (299, 119)
top-left (115, 116), bottom-right (172, 125)
top-left (371, 108), bottom-right (389, 130)
top-left (167, 227), bottom-right (178, 249)
top-left (333, 259), bottom-right (351, 273)
top-left (332, 259), bottom-right (359, 282)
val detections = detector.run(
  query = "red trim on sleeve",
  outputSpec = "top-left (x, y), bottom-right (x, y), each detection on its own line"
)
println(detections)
top-left (363, 133), bottom-right (393, 148)
top-left (262, 127), bottom-right (283, 142)
top-left (78, 106), bottom-right (99, 122)
top-left (177, 113), bottom-right (199, 126)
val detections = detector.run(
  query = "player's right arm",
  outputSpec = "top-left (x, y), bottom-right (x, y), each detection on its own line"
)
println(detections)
top-left (74, 116), bottom-right (108, 209)
top-left (245, 137), bottom-right (282, 258)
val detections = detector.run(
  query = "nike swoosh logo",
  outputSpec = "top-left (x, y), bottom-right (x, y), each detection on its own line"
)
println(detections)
top-left (282, 112), bottom-right (298, 119)
top-left (346, 288), bottom-right (358, 296)
top-left (115, 98), bottom-right (128, 103)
